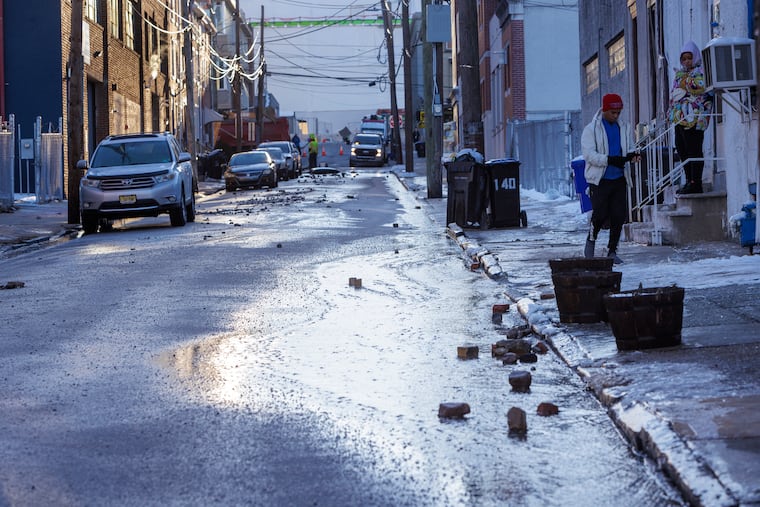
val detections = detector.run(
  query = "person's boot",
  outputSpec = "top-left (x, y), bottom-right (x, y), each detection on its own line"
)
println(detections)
top-left (584, 235), bottom-right (595, 258)
top-left (676, 181), bottom-right (693, 195)
top-left (608, 249), bottom-right (623, 264)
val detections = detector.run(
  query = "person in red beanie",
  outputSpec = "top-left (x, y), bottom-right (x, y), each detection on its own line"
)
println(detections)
top-left (580, 93), bottom-right (640, 264)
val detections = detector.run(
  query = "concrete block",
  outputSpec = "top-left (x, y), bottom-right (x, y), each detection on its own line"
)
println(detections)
top-left (537, 402), bottom-right (559, 416)
top-left (438, 402), bottom-right (470, 419)
top-left (509, 370), bottom-right (532, 392)
top-left (457, 345), bottom-right (479, 359)
top-left (507, 407), bottom-right (527, 433)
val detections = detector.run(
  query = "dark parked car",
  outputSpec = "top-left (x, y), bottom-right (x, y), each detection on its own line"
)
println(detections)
top-left (78, 132), bottom-right (196, 233)
top-left (349, 133), bottom-right (386, 167)
top-left (224, 151), bottom-right (278, 191)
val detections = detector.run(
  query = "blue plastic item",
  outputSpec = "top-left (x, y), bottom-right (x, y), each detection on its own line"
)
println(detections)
top-left (739, 201), bottom-right (756, 252)
top-left (571, 158), bottom-right (592, 213)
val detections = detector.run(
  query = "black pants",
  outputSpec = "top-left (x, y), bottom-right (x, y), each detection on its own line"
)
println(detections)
top-left (308, 152), bottom-right (317, 169)
top-left (589, 177), bottom-right (627, 253)
top-left (674, 125), bottom-right (705, 188)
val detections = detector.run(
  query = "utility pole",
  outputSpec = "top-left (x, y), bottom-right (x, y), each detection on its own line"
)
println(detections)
top-left (233, 0), bottom-right (242, 152)
top-left (457, 0), bottom-right (483, 153)
top-left (256, 5), bottom-right (265, 145)
top-left (382, 0), bottom-right (402, 165)
top-left (402, 0), bottom-right (413, 172)
top-left (182, 0), bottom-right (197, 186)
top-left (422, 0), bottom-right (441, 197)
top-left (68, 0), bottom-right (84, 223)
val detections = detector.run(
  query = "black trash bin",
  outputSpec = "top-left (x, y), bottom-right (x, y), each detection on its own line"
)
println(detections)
top-left (445, 159), bottom-right (488, 228)
top-left (414, 141), bottom-right (426, 158)
top-left (485, 158), bottom-right (526, 228)
top-left (205, 149), bottom-right (226, 180)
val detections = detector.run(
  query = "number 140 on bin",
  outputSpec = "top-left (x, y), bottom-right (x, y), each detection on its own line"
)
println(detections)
top-left (495, 177), bottom-right (517, 190)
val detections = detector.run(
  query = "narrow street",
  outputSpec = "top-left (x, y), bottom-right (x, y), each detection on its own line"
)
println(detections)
top-left (0, 170), bottom-right (684, 506)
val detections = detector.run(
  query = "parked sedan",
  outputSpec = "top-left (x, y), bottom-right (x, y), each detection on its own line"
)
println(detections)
top-left (349, 133), bottom-right (386, 167)
top-left (256, 147), bottom-right (288, 181)
top-left (224, 151), bottom-right (278, 191)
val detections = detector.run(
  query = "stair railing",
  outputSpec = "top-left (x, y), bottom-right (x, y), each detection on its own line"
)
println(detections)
top-left (628, 116), bottom-right (722, 245)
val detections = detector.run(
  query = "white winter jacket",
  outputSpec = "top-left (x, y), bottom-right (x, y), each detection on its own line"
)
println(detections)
top-left (581, 109), bottom-right (635, 187)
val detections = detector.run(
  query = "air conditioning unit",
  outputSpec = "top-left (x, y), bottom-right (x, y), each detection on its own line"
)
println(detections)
top-left (701, 37), bottom-right (756, 91)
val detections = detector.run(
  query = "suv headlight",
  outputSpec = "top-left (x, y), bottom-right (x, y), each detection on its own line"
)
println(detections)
top-left (154, 171), bottom-right (177, 183)
top-left (81, 177), bottom-right (100, 188)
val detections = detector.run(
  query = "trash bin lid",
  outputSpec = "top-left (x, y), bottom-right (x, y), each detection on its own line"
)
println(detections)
top-left (485, 158), bottom-right (519, 165)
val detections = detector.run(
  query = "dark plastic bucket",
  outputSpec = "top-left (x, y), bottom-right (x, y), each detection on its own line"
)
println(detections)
top-left (552, 271), bottom-right (622, 323)
top-left (549, 257), bottom-right (614, 274)
top-left (603, 286), bottom-right (685, 350)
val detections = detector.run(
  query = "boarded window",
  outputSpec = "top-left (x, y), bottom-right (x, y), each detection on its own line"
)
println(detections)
top-left (608, 35), bottom-right (626, 77)
top-left (584, 56), bottom-right (599, 95)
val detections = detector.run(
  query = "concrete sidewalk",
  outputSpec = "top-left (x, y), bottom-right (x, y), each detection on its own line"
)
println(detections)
top-left (394, 160), bottom-right (760, 507)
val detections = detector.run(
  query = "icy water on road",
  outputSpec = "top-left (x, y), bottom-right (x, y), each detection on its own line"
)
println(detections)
top-left (175, 172), bottom-right (685, 506)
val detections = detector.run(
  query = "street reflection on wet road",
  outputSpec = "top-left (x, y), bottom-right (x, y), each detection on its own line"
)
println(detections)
top-left (173, 172), bottom-right (684, 505)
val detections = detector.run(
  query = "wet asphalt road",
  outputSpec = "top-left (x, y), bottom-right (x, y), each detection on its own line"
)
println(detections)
top-left (0, 170), bottom-right (684, 506)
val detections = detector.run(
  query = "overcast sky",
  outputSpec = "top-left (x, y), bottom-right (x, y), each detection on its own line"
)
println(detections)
top-left (237, 0), bottom-right (413, 114)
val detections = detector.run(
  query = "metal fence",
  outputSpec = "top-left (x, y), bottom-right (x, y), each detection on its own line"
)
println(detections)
top-left (0, 115), bottom-right (15, 209)
top-left (0, 115), bottom-right (63, 207)
top-left (507, 112), bottom-right (582, 197)
top-left (36, 117), bottom-right (64, 203)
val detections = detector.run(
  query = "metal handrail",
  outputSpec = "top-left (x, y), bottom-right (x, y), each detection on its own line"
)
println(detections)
top-left (629, 119), bottom-right (721, 220)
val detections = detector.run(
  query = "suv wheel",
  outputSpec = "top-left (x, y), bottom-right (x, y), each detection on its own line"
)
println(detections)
top-left (186, 191), bottom-right (196, 223)
top-left (82, 214), bottom-right (99, 234)
top-left (170, 190), bottom-right (188, 226)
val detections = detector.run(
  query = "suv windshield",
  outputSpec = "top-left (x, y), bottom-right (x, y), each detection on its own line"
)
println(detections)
top-left (91, 140), bottom-right (172, 168)
top-left (354, 135), bottom-right (382, 145)
top-left (259, 148), bottom-right (283, 159)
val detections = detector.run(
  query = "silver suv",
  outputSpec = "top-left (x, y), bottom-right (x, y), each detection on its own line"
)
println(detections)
top-left (78, 133), bottom-right (196, 234)
top-left (258, 141), bottom-right (301, 178)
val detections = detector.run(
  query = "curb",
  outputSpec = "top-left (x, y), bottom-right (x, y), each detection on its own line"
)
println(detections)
top-left (446, 223), bottom-right (506, 280)
top-left (510, 295), bottom-right (736, 507)
top-left (442, 215), bottom-right (734, 506)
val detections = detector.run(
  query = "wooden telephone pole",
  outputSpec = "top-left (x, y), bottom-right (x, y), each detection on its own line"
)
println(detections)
top-left (233, 0), bottom-right (242, 152)
top-left (67, 0), bottom-right (84, 224)
top-left (402, 0), bottom-right (413, 172)
top-left (182, 0), bottom-right (197, 185)
top-left (382, 0), bottom-right (402, 165)
top-left (256, 6), bottom-right (265, 145)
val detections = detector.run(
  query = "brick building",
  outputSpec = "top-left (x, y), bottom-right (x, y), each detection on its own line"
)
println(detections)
top-left (1, 0), bottom-right (214, 194)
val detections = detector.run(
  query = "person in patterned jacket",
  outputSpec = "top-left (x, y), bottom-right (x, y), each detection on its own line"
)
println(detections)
top-left (668, 40), bottom-right (713, 194)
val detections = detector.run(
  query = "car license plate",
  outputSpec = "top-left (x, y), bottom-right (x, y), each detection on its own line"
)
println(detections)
top-left (119, 194), bottom-right (137, 204)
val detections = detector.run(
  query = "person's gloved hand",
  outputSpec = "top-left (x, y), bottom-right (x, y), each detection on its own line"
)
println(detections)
top-left (607, 155), bottom-right (627, 168)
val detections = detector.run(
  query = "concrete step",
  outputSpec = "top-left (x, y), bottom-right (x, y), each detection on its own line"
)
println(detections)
top-left (629, 191), bottom-right (728, 246)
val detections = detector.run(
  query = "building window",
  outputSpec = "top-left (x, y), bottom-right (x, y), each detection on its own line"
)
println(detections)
top-left (608, 34), bottom-right (626, 77)
top-left (109, 0), bottom-right (121, 39)
top-left (491, 65), bottom-right (503, 127)
top-left (125, 2), bottom-right (135, 49)
top-left (85, 0), bottom-right (98, 22)
top-left (584, 55), bottom-right (599, 95)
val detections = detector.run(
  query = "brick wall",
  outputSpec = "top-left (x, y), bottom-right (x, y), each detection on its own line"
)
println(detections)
top-left (503, 19), bottom-right (525, 120)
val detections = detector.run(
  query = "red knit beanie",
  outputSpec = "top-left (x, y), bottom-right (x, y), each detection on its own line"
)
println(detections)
top-left (602, 93), bottom-right (624, 111)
